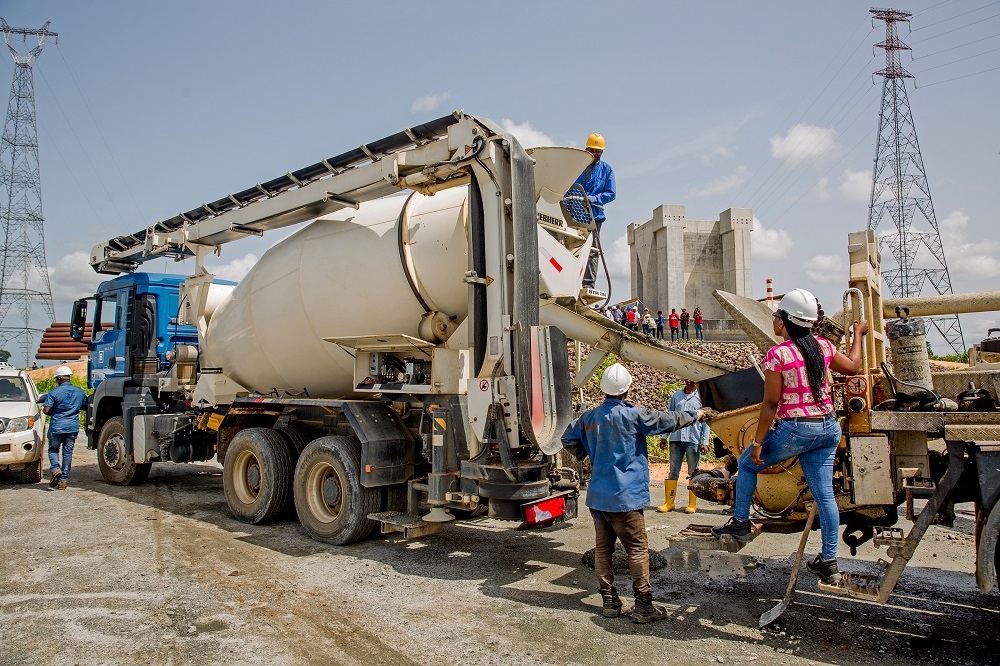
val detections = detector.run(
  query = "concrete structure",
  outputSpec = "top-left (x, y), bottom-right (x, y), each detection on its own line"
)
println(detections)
top-left (628, 204), bottom-right (753, 340)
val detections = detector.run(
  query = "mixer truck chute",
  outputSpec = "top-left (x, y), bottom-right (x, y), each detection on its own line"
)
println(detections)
top-left (73, 112), bottom-right (730, 546)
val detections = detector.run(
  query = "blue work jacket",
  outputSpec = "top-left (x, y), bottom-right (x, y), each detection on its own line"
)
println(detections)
top-left (667, 389), bottom-right (709, 446)
top-left (44, 381), bottom-right (87, 434)
top-left (573, 160), bottom-right (616, 222)
top-left (561, 397), bottom-right (698, 512)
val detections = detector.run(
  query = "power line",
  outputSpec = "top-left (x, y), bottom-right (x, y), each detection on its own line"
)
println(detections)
top-left (912, 31), bottom-right (1000, 58)
top-left (910, 11), bottom-right (1000, 43)
top-left (56, 44), bottom-right (146, 224)
top-left (910, 2), bottom-right (998, 31)
top-left (917, 63), bottom-right (1000, 86)
top-left (912, 44), bottom-right (1000, 73)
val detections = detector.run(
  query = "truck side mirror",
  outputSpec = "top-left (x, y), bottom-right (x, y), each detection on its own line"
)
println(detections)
top-left (70, 299), bottom-right (89, 341)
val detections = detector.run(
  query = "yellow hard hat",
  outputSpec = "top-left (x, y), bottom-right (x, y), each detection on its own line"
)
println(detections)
top-left (586, 133), bottom-right (605, 151)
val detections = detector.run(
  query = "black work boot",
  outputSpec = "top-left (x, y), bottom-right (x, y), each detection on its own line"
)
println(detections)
top-left (711, 517), bottom-right (753, 543)
top-left (807, 555), bottom-right (842, 585)
top-left (631, 592), bottom-right (668, 624)
top-left (599, 586), bottom-right (629, 618)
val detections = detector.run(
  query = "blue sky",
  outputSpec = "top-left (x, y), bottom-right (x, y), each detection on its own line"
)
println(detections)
top-left (4, 0), bottom-right (999, 356)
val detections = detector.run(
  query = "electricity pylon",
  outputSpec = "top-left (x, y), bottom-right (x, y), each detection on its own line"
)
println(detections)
top-left (867, 8), bottom-right (964, 354)
top-left (0, 19), bottom-right (58, 367)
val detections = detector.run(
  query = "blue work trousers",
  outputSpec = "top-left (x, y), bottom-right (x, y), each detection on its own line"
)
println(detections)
top-left (734, 417), bottom-right (841, 560)
top-left (695, 323), bottom-right (705, 340)
top-left (668, 440), bottom-right (701, 481)
top-left (48, 431), bottom-right (77, 481)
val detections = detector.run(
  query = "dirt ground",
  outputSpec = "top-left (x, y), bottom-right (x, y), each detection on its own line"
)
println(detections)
top-left (2, 443), bottom-right (997, 666)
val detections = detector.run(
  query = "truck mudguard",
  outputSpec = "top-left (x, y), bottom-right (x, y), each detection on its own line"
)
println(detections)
top-left (341, 401), bottom-right (417, 488)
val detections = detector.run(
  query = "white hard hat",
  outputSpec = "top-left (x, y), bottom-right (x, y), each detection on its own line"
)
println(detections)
top-left (600, 363), bottom-right (633, 395)
top-left (777, 288), bottom-right (819, 326)
top-left (54, 365), bottom-right (73, 378)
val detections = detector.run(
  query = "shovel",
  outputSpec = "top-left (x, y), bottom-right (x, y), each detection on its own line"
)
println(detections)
top-left (758, 502), bottom-right (817, 628)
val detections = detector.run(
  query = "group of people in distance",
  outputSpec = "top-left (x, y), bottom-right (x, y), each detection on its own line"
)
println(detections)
top-left (598, 305), bottom-right (706, 342)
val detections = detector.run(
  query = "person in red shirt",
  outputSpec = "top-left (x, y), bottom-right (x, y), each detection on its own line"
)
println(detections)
top-left (668, 309), bottom-right (680, 342)
top-left (626, 307), bottom-right (637, 331)
top-left (693, 307), bottom-right (705, 341)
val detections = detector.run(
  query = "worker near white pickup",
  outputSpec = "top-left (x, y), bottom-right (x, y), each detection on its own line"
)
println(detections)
top-left (562, 363), bottom-right (714, 623)
top-left (574, 133), bottom-right (616, 290)
top-left (712, 288), bottom-right (868, 585)
top-left (657, 380), bottom-right (710, 514)
top-left (44, 365), bottom-right (88, 490)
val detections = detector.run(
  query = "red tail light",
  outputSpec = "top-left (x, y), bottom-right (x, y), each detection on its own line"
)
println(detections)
top-left (524, 496), bottom-right (566, 525)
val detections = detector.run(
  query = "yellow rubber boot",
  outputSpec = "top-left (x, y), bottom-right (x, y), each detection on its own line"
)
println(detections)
top-left (657, 480), bottom-right (678, 512)
top-left (684, 490), bottom-right (698, 514)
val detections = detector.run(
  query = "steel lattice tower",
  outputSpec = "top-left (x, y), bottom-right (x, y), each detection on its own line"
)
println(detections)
top-left (867, 8), bottom-right (964, 354)
top-left (0, 20), bottom-right (57, 367)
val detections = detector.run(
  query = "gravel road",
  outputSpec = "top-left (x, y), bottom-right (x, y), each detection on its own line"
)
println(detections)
top-left (2, 442), bottom-right (996, 666)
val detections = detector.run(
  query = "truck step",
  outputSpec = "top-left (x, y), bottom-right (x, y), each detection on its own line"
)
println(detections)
top-left (667, 523), bottom-right (763, 553)
top-left (872, 526), bottom-right (906, 548)
top-left (368, 511), bottom-right (443, 539)
top-left (902, 476), bottom-right (936, 497)
top-left (817, 571), bottom-right (882, 601)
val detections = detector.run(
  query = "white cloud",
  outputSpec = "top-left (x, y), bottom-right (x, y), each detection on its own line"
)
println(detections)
top-left (814, 176), bottom-right (831, 201)
top-left (803, 254), bottom-right (847, 284)
top-left (604, 233), bottom-right (631, 282)
top-left (206, 253), bottom-right (259, 282)
top-left (500, 119), bottom-right (555, 149)
top-left (750, 217), bottom-right (794, 261)
top-left (699, 145), bottom-right (734, 163)
top-left (690, 165), bottom-right (747, 197)
top-left (938, 210), bottom-right (1000, 279)
top-left (410, 92), bottom-right (451, 114)
top-left (48, 251), bottom-right (105, 308)
top-left (839, 168), bottom-right (871, 202)
top-left (769, 123), bottom-right (838, 166)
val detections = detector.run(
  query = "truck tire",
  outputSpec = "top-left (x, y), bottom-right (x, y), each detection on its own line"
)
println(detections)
top-left (223, 428), bottom-right (295, 524)
top-left (274, 426), bottom-right (310, 458)
top-left (97, 417), bottom-right (152, 486)
top-left (19, 457), bottom-right (42, 484)
top-left (294, 436), bottom-right (381, 545)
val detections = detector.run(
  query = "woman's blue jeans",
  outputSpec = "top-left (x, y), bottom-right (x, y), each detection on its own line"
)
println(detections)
top-left (668, 440), bottom-right (700, 481)
top-left (734, 417), bottom-right (842, 560)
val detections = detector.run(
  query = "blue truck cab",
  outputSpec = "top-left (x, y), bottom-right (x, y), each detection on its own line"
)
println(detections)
top-left (73, 272), bottom-right (200, 390)
top-left (70, 272), bottom-right (235, 484)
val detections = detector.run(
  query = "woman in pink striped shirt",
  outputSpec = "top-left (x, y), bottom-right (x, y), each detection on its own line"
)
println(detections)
top-left (713, 288), bottom-right (868, 585)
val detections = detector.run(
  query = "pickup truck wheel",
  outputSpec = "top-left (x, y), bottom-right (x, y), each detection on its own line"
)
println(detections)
top-left (19, 457), bottom-right (42, 483)
top-left (223, 428), bottom-right (295, 524)
top-left (97, 417), bottom-right (151, 486)
top-left (294, 436), bottom-right (380, 545)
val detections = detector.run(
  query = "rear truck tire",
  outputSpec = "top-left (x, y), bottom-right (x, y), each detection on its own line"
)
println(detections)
top-left (383, 483), bottom-right (407, 513)
top-left (19, 457), bottom-right (42, 484)
top-left (274, 426), bottom-right (310, 458)
top-left (97, 417), bottom-right (152, 486)
top-left (294, 435), bottom-right (381, 545)
top-left (223, 428), bottom-right (295, 524)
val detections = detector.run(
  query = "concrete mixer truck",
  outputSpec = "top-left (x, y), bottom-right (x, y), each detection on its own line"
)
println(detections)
top-left (70, 112), bottom-right (733, 546)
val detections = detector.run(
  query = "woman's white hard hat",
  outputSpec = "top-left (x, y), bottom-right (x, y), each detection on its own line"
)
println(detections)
top-left (777, 288), bottom-right (819, 327)
top-left (600, 363), bottom-right (633, 395)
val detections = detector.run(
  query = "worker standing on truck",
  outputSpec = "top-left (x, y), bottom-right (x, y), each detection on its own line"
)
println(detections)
top-left (657, 380), bottom-right (710, 514)
top-left (712, 288), bottom-right (868, 585)
top-left (44, 365), bottom-right (87, 490)
top-left (562, 363), bottom-right (714, 623)
top-left (574, 133), bottom-right (616, 289)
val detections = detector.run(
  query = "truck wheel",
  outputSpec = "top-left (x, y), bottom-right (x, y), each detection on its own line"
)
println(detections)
top-left (223, 428), bottom-right (295, 524)
top-left (19, 457), bottom-right (42, 484)
top-left (294, 436), bottom-right (381, 545)
top-left (97, 417), bottom-right (152, 486)
top-left (274, 426), bottom-right (310, 458)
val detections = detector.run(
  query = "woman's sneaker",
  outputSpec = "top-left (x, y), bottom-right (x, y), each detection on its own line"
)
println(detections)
top-left (711, 517), bottom-right (753, 543)
top-left (807, 555), bottom-right (842, 585)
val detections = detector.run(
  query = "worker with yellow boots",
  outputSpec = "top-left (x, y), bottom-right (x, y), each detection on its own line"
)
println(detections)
top-left (657, 380), bottom-right (711, 514)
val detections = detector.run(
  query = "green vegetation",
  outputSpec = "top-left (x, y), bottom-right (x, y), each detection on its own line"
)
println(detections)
top-left (928, 350), bottom-right (969, 364)
top-left (0, 349), bottom-right (9, 363)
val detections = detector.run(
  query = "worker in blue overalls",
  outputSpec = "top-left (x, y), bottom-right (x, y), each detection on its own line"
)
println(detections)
top-left (574, 133), bottom-right (616, 289)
